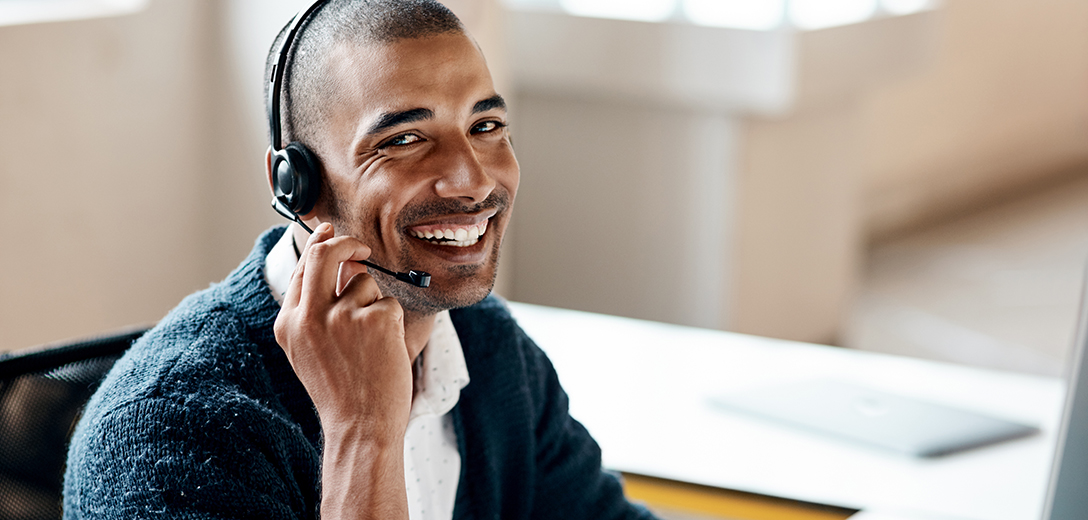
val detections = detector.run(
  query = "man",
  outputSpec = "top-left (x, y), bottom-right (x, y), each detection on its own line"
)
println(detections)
top-left (63, 1), bottom-right (657, 519)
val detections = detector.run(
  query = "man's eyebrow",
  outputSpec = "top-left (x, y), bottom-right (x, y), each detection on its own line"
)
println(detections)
top-left (472, 95), bottom-right (506, 114)
top-left (363, 97), bottom-right (505, 137)
top-left (366, 108), bottom-right (435, 136)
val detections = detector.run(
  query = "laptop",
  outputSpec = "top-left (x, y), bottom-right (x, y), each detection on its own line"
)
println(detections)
top-left (709, 377), bottom-right (1039, 457)
top-left (709, 273), bottom-right (1088, 462)
top-left (1039, 267), bottom-right (1088, 519)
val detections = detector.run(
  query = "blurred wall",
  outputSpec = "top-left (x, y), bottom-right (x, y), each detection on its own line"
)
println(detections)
top-left (505, 11), bottom-right (937, 340)
top-left (504, 0), bottom-right (1088, 344)
top-left (861, 0), bottom-right (1088, 239)
top-left (511, 96), bottom-right (735, 328)
top-left (0, 0), bottom-right (270, 351)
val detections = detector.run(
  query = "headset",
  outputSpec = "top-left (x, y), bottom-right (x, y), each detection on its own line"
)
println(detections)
top-left (267, 0), bottom-right (430, 288)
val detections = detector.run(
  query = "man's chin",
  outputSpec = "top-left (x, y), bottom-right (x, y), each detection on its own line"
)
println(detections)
top-left (381, 234), bottom-right (503, 314)
top-left (375, 262), bottom-right (498, 315)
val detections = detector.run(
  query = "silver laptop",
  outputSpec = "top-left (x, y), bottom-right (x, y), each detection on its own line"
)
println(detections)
top-left (1040, 268), bottom-right (1088, 520)
top-left (709, 377), bottom-right (1039, 457)
top-left (707, 299), bottom-right (1088, 459)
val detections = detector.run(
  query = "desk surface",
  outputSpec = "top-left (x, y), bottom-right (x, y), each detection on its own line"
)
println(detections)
top-left (507, 302), bottom-right (1065, 520)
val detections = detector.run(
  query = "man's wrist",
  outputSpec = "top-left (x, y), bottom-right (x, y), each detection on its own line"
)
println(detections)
top-left (322, 414), bottom-right (407, 450)
top-left (320, 423), bottom-right (409, 520)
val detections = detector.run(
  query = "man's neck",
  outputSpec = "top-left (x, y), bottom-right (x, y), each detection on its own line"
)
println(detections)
top-left (403, 311), bottom-right (436, 363)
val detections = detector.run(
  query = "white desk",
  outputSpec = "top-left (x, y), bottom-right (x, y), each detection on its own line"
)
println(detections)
top-left (507, 302), bottom-right (1065, 520)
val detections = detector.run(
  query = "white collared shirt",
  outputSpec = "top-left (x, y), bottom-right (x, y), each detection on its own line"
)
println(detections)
top-left (265, 228), bottom-right (469, 520)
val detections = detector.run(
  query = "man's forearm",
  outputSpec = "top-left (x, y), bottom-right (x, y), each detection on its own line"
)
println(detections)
top-left (321, 426), bottom-right (408, 520)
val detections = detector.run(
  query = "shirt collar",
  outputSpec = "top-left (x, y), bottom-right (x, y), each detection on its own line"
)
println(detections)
top-left (264, 227), bottom-right (470, 418)
top-left (411, 311), bottom-right (470, 421)
top-left (265, 227), bottom-right (297, 305)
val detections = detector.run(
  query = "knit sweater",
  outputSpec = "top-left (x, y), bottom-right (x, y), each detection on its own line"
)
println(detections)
top-left (63, 227), bottom-right (656, 520)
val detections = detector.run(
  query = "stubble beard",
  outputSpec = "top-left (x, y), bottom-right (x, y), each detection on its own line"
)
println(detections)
top-left (324, 188), bottom-right (509, 316)
top-left (379, 240), bottom-right (501, 315)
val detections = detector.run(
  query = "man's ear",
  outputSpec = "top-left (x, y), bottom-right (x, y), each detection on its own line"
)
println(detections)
top-left (265, 146), bottom-right (276, 195)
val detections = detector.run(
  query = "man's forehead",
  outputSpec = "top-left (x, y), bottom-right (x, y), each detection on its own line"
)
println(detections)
top-left (326, 33), bottom-right (490, 89)
top-left (324, 34), bottom-right (499, 122)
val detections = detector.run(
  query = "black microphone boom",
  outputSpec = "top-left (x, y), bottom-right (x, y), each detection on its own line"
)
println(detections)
top-left (271, 198), bottom-right (432, 288)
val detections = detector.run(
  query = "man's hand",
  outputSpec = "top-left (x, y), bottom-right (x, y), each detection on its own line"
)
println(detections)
top-left (273, 222), bottom-right (411, 520)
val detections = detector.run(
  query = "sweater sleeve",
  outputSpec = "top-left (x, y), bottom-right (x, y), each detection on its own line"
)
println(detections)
top-left (522, 331), bottom-right (659, 520)
top-left (63, 391), bottom-right (320, 520)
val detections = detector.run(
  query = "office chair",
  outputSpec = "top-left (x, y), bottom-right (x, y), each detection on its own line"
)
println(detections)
top-left (0, 326), bottom-right (148, 520)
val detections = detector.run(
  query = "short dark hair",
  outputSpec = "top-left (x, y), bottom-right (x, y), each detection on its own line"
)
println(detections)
top-left (265, 0), bottom-right (464, 149)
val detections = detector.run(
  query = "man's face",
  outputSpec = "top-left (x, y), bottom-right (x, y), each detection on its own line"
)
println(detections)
top-left (311, 32), bottom-right (519, 314)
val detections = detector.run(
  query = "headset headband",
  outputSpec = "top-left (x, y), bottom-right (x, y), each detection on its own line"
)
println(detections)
top-left (268, 0), bottom-right (329, 152)
top-left (264, 0), bottom-right (432, 290)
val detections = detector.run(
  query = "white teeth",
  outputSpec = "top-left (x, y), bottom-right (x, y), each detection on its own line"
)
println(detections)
top-left (410, 219), bottom-right (490, 246)
top-left (445, 237), bottom-right (479, 247)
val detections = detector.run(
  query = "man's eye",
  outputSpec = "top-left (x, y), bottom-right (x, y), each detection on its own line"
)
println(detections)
top-left (382, 133), bottom-right (422, 148)
top-left (471, 120), bottom-right (507, 134)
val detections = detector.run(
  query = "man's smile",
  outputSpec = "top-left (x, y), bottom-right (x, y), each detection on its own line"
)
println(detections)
top-left (405, 209), bottom-right (497, 248)
top-left (409, 220), bottom-right (488, 247)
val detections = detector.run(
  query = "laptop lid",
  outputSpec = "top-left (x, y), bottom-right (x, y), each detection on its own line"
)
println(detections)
top-left (1040, 267), bottom-right (1088, 520)
top-left (709, 378), bottom-right (1038, 457)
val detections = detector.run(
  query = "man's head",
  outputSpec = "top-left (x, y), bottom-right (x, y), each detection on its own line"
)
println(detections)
top-left (265, 0), bottom-right (519, 315)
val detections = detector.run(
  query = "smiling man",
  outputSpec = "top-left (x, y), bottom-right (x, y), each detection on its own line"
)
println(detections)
top-left (62, 1), bottom-right (656, 520)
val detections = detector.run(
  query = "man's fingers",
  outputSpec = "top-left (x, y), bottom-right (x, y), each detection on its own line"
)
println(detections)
top-left (282, 256), bottom-right (306, 309)
top-left (298, 225), bottom-right (373, 307)
top-left (306, 221), bottom-right (334, 249)
top-left (361, 297), bottom-right (406, 340)
top-left (281, 223), bottom-right (330, 309)
top-left (336, 261), bottom-right (371, 296)
top-left (338, 270), bottom-right (384, 308)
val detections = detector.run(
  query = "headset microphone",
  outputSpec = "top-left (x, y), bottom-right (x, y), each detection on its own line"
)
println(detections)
top-left (267, 0), bottom-right (430, 289)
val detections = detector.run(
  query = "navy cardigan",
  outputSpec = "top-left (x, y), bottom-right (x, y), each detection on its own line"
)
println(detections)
top-left (63, 227), bottom-right (656, 520)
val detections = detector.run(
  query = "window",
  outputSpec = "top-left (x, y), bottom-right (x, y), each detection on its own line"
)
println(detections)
top-left (503, 0), bottom-right (938, 30)
top-left (0, 0), bottom-right (148, 27)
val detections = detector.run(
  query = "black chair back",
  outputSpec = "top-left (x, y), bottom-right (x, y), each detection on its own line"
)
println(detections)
top-left (0, 326), bottom-right (148, 520)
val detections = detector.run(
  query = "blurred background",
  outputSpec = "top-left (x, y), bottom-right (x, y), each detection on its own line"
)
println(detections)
top-left (1, 0), bottom-right (1086, 378)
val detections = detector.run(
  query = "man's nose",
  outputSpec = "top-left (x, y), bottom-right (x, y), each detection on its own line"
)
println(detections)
top-left (433, 136), bottom-right (495, 203)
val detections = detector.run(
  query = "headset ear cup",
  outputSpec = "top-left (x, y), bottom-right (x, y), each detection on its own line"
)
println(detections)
top-left (273, 142), bottom-right (322, 216)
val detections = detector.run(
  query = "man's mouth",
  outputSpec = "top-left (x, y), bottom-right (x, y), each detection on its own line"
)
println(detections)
top-left (409, 219), bottom-right (489, 248)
